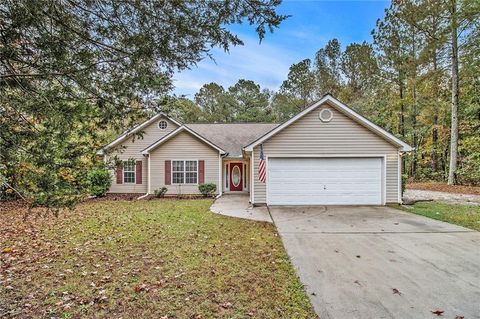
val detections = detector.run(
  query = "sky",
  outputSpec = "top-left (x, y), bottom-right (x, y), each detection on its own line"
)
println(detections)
top-left (172, 0), bottom-right (390, 97)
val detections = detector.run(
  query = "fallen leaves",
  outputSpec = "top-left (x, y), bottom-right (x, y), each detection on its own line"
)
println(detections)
top-left (431, 309), bottom-right (444, 316)
top-left (0, 199), bottom-right (316, 318)
top-left (407, 182), bottom-right (480, 196)
top-left (220, 302), bottom-right (233, 309)
top-left (134, 283), bottom-right (150, 293)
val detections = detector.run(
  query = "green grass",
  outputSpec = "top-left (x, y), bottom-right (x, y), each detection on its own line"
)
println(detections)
top-left (0, 200), bottom-right (316, 318)
top-left (401, 202), bottom-right (480, 231)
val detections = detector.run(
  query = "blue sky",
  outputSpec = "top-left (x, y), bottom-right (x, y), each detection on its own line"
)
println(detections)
top-left (173, 0), bottom-right (389, 97)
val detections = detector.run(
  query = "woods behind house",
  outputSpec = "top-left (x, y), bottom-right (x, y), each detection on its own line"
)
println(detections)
top-left (167, 0), bottom-right (480, 187)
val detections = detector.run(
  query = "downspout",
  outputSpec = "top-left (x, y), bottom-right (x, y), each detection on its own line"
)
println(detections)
top-left (398, 149), bottom-right (414, 204)
top-left (138, 153), bottom-right (150, 200)
top-left (216, 152), bottom-right (229, 198)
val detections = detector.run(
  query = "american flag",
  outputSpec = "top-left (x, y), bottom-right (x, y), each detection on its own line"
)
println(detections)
top-left (258, 144), bottom-right (266, 183)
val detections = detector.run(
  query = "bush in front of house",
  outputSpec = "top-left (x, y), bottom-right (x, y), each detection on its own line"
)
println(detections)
top-left (154, 187), bottom-right (168, 198)
top-left (87, 167), bottom-right (112, 197)
top-left (198, 183), bottom-right (216, 197)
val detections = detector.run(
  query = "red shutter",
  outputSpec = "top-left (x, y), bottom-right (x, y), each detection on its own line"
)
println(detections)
top-left (199, 160), bottom-right (205, 184)
top-left (135, 160), bottom-right (142, 184)
top-left (116, 164), bottom-right (123, 184)
top-left (165, 160), bottom-right (171, 185)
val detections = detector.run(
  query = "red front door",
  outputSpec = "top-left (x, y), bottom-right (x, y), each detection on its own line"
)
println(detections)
top-left (229, 163), bottom-right (243, 191)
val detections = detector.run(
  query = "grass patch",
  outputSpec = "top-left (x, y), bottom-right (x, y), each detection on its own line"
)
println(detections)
top-left (0, 200), bottom-right (316, 318)
top-left (400, 202), bottom-right (480, 231)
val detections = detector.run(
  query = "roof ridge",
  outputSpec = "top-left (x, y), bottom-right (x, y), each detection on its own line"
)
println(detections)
top-left (185, 122), bottom-right (279, 125)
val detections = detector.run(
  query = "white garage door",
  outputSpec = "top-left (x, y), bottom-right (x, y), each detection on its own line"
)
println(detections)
top-left (267, 157), bottom-right (383, 205)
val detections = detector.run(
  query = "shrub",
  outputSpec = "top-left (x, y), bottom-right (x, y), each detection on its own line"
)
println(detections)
top-left (154, 187), bottom-right (168, 198)
top-left (87, 167), bottom-right (111, 197)
top-left (198, 183), bottom-right (216, 197)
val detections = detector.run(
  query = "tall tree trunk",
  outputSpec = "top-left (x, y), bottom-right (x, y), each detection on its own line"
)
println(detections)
top-left (448, 0), bottom-right (459, 185)
top-left (431, 53), bottom-right (439, 172)
top-left (411, 29), bottom-right (418, 179)
top-left (399, 77), bottom-right (405, 137)
top-left (399, 76), bottom-right (406, 175)
top-left (412, 83), bottom-right (417, 178)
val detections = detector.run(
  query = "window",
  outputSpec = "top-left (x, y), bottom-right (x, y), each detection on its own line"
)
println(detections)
top-left (123, 160), bottom-right (135, 183)
top-left (243, 163), bottom-right (247, 189)
top-left (172, 160), bottom-right (197, 184)
top-left (158, 120), bottom-right (168, 130)
top-left (225, 163), bottom-right (229, 189)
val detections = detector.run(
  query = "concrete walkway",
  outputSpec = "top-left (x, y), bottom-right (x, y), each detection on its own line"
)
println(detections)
top-left (210, 194), bottom-right (272, 222)
top-left (404, 189), bottom-right (480, 205)
top-left (270, 205), bottom-right (480, 319)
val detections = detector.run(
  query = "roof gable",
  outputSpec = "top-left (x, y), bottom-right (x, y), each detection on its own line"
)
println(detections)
top-left (141, 125), bottom-right (226, 155)
top-left (244, 94), bottom-right (412, 152)
top-left (97, 113), bottom-right (182, 155)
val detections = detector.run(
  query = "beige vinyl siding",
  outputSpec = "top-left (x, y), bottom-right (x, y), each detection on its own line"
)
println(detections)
top-left (107, 117), bottom-right (178, 193)
top-left (149, 131), bottom-right (220, 195)
top-left (253, 103), bottom-right (401, 204)
top-left (386, 154), bottom-right (400, 203)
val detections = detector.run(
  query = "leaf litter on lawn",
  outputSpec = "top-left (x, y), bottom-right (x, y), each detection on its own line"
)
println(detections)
top-left (1, 199), bottom-right (316, 318)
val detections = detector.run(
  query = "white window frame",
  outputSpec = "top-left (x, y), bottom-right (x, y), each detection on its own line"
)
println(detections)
top-left (224, 162), bottom-right (230, 191)
top-left (171, 160), bottom-right (198, 185)
top-left (243, 163), bottom-right (247, 191)
top-left (123, 160), bottom-right (136, 184)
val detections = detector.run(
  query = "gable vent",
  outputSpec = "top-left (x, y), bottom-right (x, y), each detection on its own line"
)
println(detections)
top-left (319, 108), bottom-right (333, 122)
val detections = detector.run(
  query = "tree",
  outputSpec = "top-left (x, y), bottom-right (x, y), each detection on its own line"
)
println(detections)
top-left (279, 59), bottom-right (316, 109)
top-left (393, 0), bottom-right (480, 184)
top-left (0, 0), bottom-right (286, 209)
top-left (340, 42), bottom-right (379, 103)
top-left (270, 92), bottom-right (303, 122)
top-left (448, 0), bottom-right (460, 184)
top-left (227, 79), bottom-right (272, 122)
top-left (373, 8), bottom-right (410, 138)
top-left (314, 39), bottom-right (342, 96)
top-left (194, 83), bottom-right (233, 122)
top-left (162, 98), bottom-right (206, 123)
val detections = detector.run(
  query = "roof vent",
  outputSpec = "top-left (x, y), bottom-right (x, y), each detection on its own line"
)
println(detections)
top-left (319, 108), bottom-right (333, 122)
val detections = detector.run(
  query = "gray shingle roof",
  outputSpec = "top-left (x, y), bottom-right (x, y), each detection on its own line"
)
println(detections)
top-left (185, 123), bottom-right (279, 157)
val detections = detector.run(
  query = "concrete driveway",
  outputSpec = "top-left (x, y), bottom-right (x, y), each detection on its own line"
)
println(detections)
top-left (269, 206), bottom-right (480, 319)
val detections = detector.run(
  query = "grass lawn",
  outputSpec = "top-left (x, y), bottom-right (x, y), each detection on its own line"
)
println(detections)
top-left (401, 202), bottom-right (480, 231)
top-left (0, 199), bottom-right (316, 318)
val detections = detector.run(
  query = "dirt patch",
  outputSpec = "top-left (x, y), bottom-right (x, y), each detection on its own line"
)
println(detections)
top-left (407, 183), bottom-right (480, 196)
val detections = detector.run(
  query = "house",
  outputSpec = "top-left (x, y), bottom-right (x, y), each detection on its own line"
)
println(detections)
top-left (97, 94), bottom-right (412, 205)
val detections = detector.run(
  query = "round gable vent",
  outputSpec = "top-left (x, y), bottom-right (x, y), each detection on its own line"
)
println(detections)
top-left (319, 108), bottom-right (333, 122)
top-left (158, 120), bottom-right (168, 130)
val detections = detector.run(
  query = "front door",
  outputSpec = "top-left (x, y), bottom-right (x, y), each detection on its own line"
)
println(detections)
top-left (229, 163), bottom-right (243, 191)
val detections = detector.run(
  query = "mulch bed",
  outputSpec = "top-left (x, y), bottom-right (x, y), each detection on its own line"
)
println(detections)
top-left (407, 182), bottom-right (480, 196)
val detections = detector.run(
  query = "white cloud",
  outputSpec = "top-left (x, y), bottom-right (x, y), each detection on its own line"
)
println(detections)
top-left (172, 34), bottom-right (303, 96)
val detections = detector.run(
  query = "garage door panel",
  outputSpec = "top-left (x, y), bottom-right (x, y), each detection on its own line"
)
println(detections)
top-left (268, 183), bottom-right (381, 192)
top-left (267, 158), bottom-right (383, 205)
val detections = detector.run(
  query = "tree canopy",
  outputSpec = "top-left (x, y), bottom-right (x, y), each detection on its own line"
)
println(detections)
top-left (0, 0), bottom-right (287, 209)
